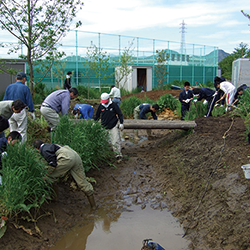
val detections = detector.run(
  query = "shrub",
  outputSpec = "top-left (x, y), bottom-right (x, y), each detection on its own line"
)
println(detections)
top-left (54, 115), bottom-right (114, 172)
top-left (157, 93), bottom-right (178, 112)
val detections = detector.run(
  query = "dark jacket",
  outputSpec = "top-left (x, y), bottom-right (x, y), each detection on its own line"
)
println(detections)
top-left (40, 143), bottom-right (61, 167)
top-left (139, 104), bottom-right (157, 120)
top-left (0, 137), bottom-right (7, 169)
top-left (64, 77), bottom-right (71, 90)
top-left (94, 102), bottom-right (123, 129)
top-left (179, 89), bottom-right (193, 107)
top-left (197, 87), bottom-right (216, 101)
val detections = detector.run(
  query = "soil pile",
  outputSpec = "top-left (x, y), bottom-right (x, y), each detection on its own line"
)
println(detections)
top-left (1, 90), bottom-right (250, 250)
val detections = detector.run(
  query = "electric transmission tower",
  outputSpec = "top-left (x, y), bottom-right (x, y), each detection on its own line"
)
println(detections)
top-left (179, 20), bottom-right (187, 55)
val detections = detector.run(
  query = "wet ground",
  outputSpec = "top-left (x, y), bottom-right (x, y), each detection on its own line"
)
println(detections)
top-left (1, 90), bottom-right (250, 250)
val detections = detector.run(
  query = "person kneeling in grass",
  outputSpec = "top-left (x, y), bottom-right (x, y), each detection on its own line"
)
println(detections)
top-left (32, 140), bottom-right (96, 209)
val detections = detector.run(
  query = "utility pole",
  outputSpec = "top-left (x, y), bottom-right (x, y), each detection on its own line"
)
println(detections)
top-left (179, 20), bottom-right (187, 55)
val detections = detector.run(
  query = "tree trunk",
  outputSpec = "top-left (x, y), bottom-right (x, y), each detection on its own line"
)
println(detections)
top-left (73, 119), bottom-right (197, 130)
top-left (122, 119), bottom-right (197, 130)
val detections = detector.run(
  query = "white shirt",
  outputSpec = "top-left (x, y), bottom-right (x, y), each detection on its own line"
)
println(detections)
top-left (109, 87), bottom-right (121, 98)
top-left (220, 81), bottom-right (235, 93)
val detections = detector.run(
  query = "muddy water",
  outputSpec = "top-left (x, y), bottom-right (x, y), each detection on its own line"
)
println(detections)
top-left (50, 202), bottom-right (190, 250)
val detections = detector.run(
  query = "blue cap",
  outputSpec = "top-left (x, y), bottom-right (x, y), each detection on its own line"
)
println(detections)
top-left (16, 72), bottom-right (27, 79)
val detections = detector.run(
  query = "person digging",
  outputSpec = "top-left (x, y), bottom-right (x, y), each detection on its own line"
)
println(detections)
top-left (133, 103), bottom-right (159, 140)
top-left (33, 140), bottom-right (96, 209)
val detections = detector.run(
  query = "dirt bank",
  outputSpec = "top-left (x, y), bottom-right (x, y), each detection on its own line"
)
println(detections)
top-left (1, 90), bottom-right (250, 250)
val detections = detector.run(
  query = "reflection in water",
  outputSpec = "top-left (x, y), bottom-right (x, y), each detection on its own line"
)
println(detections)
top-left (50, 201), bottom-right (190, 250)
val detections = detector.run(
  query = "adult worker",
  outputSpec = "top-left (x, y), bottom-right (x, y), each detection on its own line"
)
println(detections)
top-left (3, 72), bottom-right (35, 142)
top-left (94, 93), bottom-right (124, 159)
top-left (40, 88), bottom-right (78, 131)
top-left (72, 104), bottom-right (94, 119)
top-left (214, 76), bottom-right (236, 111)
top-left (64, 71), bottom-right (72, 90)
top-left (178, 81), bottom-right (194, 120)
top-left (0, 99), bottom-right (27, 140)
top-left (32, 140), bottom-right (96, 209)
top-left (193, 87), bottom-right (217, 117)
top-left (133, 103), bottom-right (159, 139)
top-left (109, 85), bottom-right (121, 107)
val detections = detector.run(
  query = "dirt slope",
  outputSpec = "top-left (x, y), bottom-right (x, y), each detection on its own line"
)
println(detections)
top-left (1, 90), bottom-right (250, 250)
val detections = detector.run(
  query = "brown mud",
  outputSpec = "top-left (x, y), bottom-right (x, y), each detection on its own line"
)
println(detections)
top-left (1, 90), bottom-right (250, 250)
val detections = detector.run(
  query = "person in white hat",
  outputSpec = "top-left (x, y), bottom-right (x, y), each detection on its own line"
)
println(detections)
top-left (94, 92), bottom-right (124, 160)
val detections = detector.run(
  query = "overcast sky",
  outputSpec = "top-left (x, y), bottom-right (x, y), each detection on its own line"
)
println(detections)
top-left (75, 0), bottom-right (250, 54)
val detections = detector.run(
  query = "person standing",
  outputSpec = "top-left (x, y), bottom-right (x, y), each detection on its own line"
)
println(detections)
top-left (178, 81), bottom-right (194, 120)
top-left (214, 76), bottom-right (236, 111)
top-left (109, 85), bottom-right (121, 107)
top-left (3, 72), bottom-right (35, 142)
top-left (94, 93), bottom-right (124, 159)
top-left (64, 71), bottom-right (72, 90)
top-left (40, 88), bottom-right (78, 131)
top-left (133, 103), bottom-right (159, 139)
top-left (193, 87), bottom-right (217, 117)
top-left (32, 140), bottom-right (96, 209)
top-left (72, 104), bottom-right (94, 119)
top-left (0, 99), bottom-right (27, 140)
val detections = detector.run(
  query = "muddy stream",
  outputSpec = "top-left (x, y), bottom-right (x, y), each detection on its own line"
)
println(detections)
top-left (49, 135), bottom-right (191, 250)
top-left (49, 202), bottom-right (190, 250)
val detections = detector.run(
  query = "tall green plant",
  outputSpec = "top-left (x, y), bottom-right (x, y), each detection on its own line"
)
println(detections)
top-left (0, 143), bottom-right (52, 236)
top-left (54, 116), bottom-right (114, 171)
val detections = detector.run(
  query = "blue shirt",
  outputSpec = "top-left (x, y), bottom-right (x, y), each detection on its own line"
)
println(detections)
top-left (43, 90), bottom-right (71, 115)
top-left (74, 104), bottom-right (94, 119)
top-left (139, 104), bottom-right (157, 120)
top-left (3, 81), bottom-right (34, 112)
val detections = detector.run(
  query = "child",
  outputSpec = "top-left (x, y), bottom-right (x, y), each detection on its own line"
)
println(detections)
top-left (214, 76), bottom-right (236, 111)
top-left (178, 81), bottom-right (194, 120)
top-left (193, 87), bottom-right (217, 117)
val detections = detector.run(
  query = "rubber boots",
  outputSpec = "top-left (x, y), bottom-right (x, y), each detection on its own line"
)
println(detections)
top-left (146, 129), bottom-right (152, 139)
top-left (134, 129), bottom-right (139, 140)
top-left (87, 194), bottom-right (96, 209)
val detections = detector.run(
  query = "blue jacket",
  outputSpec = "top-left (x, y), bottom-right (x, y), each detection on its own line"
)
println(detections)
top-left (139, 104), bottom-right (157, 120)
top-left (3, 81), bottom-right (34, 112)
top-left (74, 104), bottom-right (94, 119)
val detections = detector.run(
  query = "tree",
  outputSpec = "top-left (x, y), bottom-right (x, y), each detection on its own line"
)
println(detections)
top-left (219, 43), bottom-right (250, 80)
top-left (115, 40), bottom-right (134, 89)
top-left (85, 43), bottom-right (113, 88)
top-left (232, 42), bottom-right (250, 58)
top-left (0, 0), bottom-right (84, 95)
top-left (218, 54), bottom-right (235, 81)
top-left (155, 49), bottom-right (169, 89)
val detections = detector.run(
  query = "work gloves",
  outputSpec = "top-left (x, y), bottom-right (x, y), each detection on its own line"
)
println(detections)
top-left (31, 112), bottom-right (35, 120)
top-left (185, 99), bottom-right (191, 103)
top-left (119, 124), bottom-right (124, 131)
